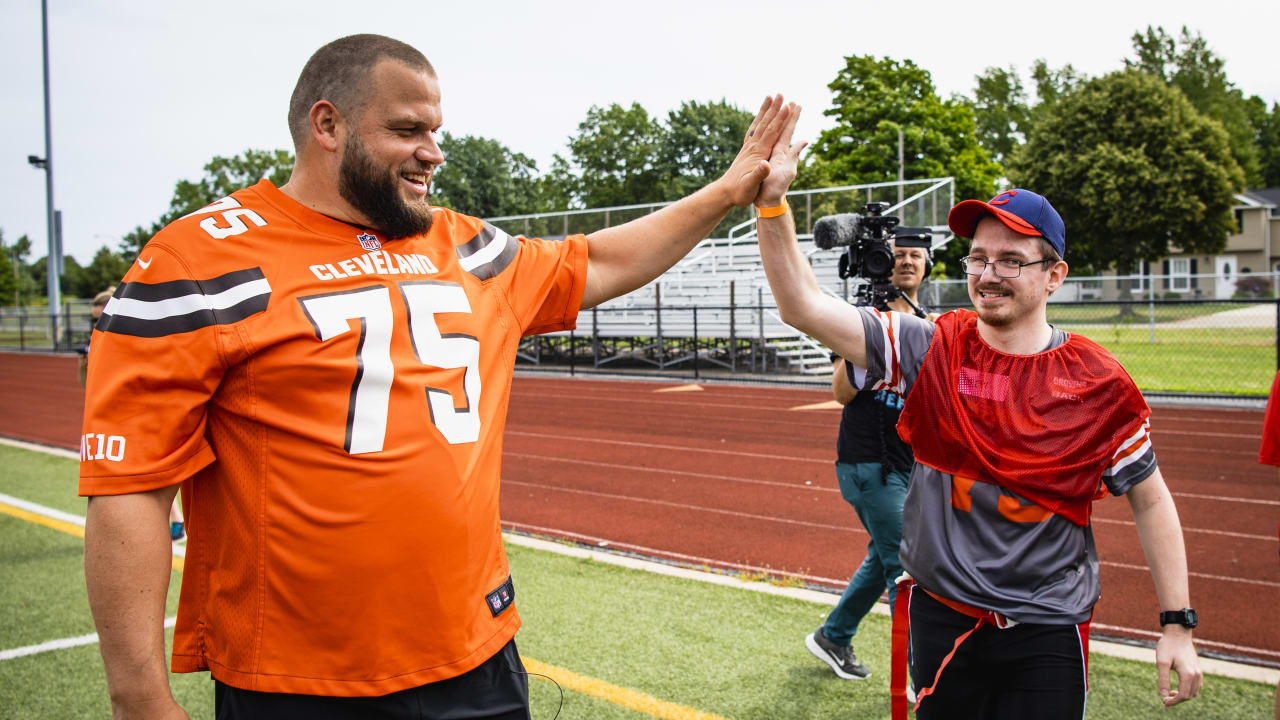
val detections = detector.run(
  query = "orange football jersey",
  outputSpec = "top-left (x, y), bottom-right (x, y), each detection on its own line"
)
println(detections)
top-left (79, 179), bottom-right (587, 696)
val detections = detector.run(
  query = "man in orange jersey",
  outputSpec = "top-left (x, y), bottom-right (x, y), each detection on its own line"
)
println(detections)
top-left (80, 34), bottom-right (797, 719)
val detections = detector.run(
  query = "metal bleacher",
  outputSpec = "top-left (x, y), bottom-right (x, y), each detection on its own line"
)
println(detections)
top-left (486, 178), bottom-right (956, 375)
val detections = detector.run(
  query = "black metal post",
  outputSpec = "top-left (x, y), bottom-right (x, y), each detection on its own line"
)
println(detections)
top-left (692, 306), bottom-right (699, 380)
top-left (592, 306), bottom-right (599, 368)
top-left (729, 281), bottom-right (736, 372)
top-left (569, 330), bottom-right (575, 376)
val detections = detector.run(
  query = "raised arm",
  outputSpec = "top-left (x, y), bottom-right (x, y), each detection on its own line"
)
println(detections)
top-left (580, 95), bottom-right (791, 309)
top-left (1125, 469), bottom-right (1203, 706)
top-left (85, 485), bottom-right (189, 720)
top-left (751, 106), bottom-right (868, 366)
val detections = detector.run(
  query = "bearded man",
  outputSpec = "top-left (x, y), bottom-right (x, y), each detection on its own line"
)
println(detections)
top-left (80, 33), bottom-right (796, 720)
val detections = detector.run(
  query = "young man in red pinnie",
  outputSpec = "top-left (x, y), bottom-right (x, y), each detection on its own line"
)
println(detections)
top-left (750, 111), bottom-right (1201, 719)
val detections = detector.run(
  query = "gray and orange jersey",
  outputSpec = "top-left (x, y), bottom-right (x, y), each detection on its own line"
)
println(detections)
top-left (851, 307), bottom-right (1156, 624)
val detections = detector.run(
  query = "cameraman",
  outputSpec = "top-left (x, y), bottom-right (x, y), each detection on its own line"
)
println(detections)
top-left (806, 245), bottom-right (931, 681)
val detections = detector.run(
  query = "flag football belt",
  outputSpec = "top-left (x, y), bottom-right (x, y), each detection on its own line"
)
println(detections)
top-left (890, 575), bottom-right (1019, 720)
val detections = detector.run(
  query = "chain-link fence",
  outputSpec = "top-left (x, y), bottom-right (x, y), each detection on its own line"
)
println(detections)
top-left (514, 298), bottom-right (1277, 399)
top-left (5, 298), bottom-right (1274, 399)
top-left (0, 302), bottom-right (95, 354)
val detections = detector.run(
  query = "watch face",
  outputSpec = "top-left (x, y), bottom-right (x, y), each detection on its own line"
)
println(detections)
top-left (1185, 609), bottom-right (1198, 628)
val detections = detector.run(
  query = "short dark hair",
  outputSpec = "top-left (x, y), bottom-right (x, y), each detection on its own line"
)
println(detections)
top-left (1037, 237), bottom-right (1062, 264)
top-left (287, 34), bottom-right (435, 149)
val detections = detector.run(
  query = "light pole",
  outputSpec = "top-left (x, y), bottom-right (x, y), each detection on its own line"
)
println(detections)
top-left (31, 0), bottom-right (61, 347)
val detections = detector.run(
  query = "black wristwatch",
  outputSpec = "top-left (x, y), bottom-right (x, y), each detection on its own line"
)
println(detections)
top-left (1159, 608), bottom-right (1198, 629)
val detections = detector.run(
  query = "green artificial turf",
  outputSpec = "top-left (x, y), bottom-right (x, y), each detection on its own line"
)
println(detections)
top-left (1, 444), bottom-right (1273, 719)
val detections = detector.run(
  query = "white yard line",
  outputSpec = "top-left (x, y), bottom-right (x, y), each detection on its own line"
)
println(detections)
top-left (0, 618), bottom-right (176, 662)
top-left (4, 436), bottom-right (1276, 685)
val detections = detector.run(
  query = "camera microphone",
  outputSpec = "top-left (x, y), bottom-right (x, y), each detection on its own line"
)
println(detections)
top-left (813, 213), bottom-right (861, 250)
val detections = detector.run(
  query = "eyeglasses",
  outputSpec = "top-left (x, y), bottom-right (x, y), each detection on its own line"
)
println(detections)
top-left (960, 256), bottom-right (1053, 279)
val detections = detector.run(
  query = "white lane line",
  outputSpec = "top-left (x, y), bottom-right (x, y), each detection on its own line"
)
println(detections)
top-left (0, 494), bottom-right (186, 560)
top-left (1103, 560), bottom-right (1280, 589)
top-left (504, 451), bottom-right (834, 493)
top-left (507, 527), bottom-right (1280, 684)
top-left (506, 430), bottom-right (831, 465)
top-left (1, 617), bottom-right (177, 662)
top-left (0, 492), bottom-right (87, 527)
top-left (504, 479), bottom-right (861, 535)
top-left (0, 436), bottom-right (79, 460)
top-left (1093, 516), bottom-right (1276, 542)
top-left (1172, 492), bottom-right (1280, 507)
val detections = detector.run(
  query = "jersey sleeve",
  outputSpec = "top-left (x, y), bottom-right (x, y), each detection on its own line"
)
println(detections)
top-left (78, 241), bottom-right (241, 496)
top-left (1260, 370), bottom-right (1280, 466)
top-left (499, 233), bottom-right (588, 336)
top-left (847, 307), bottom-right (936, 397)
top-left (1101, 417), bottom-right (1159, 495)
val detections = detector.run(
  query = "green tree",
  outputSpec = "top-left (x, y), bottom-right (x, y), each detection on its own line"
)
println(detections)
top-left (1245, 97), bottom-right (1280, 188)
top-left (1, 233), bottom-right (38, 306)
top-left (120, 149), bottom-right (294, 260)
top-left (59, 255), bottom-right (83, 297)
top-left (969, 66), bottom-right (1031, 165)
top-left (76, 246), bottom-right (131, 298)
top-left (431, 133), bottom-right (547, 217)
top-left (0, 230), bottom-right (17, 306)
top-left (656, 100), bottom-right (754, 198)
top-left (1008, 69), bottom-right (1243, 276)
top-left (1126, 26), bottom-right (1258, 187)
top-left (811, 56), bottom-right (1001, 207)
top-left (563, 103), bottom-right (665, 208)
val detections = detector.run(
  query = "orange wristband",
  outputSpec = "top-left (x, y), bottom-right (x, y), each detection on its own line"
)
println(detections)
top-left (755, 199), bottom-right (789, 219)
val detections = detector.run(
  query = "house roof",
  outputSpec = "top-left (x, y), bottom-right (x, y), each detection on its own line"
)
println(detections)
top-left (1239, 187), bottom-right (1280, 212)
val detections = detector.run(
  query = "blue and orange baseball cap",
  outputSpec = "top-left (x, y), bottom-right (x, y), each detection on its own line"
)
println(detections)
top-left (947, 188), bottom-right (1066, 257)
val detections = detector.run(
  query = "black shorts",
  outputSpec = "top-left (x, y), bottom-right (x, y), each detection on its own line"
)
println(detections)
top-left (214, 639), bottom-right (530, 720)
top-left (909, 590), bottom-right (1089, 720)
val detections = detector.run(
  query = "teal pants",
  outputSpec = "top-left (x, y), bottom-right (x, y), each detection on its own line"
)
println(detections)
top-left (822, 461), bottom-right (909, 645)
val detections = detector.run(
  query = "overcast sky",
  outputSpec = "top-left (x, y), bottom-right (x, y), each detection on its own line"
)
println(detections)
top-left (4, 0), bottom-right (1279, 265)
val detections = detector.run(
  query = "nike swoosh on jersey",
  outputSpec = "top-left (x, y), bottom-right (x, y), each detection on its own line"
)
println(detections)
top-left (137, 256), bottom-right (153, 269)
top-left (98, 267), bottom-right (272, 338)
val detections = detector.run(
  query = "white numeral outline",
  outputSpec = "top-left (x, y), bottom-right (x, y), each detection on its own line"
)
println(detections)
top-left (298, 281), bottom-right (481, 454)
top-left (179, 196), bottom-right (268, 239)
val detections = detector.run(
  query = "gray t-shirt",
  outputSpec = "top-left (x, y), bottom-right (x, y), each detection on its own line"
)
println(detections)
top-left (850, 308), bottom-right (1157, 624)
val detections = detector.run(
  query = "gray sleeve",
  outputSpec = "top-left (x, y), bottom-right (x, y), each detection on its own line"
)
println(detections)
top-left (1102, 418), bottom-right (1159, 496)
top-left (845, 307), bottom-right (936, 397)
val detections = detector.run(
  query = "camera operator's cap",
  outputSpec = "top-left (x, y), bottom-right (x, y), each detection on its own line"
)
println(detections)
top-left (947, 188), bottom-right (1066, 257)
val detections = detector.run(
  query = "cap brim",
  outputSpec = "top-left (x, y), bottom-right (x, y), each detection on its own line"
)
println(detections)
top-left (947, 200), bottom-right (1040, 239)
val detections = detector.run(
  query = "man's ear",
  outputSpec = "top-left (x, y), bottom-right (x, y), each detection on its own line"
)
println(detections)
top-left (1045, 260), bottom-right (1069, 295)
top-left (308, 100), bottom-right (343, 153)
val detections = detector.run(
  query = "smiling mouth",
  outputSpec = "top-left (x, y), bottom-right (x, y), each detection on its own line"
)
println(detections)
top-left (977, 288), bottom-right (1011, 299)
top-left (400, 171), bottom-right (430, 192)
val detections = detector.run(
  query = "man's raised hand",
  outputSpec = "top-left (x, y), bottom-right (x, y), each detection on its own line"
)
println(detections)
top-left (755, 101), bottom-right (805, 208)
top-left (718, 95), bottom-right (791, 207)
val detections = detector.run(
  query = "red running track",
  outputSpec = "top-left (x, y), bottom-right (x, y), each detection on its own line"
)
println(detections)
top-left (500, 375), bottom-right (1280, 667)
top-left (4, 352), bottom-right (1276, 665)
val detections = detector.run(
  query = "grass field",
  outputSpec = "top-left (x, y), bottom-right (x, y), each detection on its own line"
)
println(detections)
top-left (1, 444), bottom-right (1274, 719)
top-left (1062, 326), bottom-right (1275, 395)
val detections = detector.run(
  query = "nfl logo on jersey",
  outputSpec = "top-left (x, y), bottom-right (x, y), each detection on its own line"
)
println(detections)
top-left (357, 233), bottom-right (381, 251)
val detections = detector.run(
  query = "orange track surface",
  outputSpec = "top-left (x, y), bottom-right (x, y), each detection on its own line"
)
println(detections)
top-left (5, 353), bottom-right (1276, 666)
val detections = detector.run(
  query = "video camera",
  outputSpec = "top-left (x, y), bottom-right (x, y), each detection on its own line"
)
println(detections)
top-left (813, 202), bottom-right (932, 313)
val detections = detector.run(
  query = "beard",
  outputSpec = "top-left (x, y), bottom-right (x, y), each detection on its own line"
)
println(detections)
top-left (338, 134), bottom-right (434, 240)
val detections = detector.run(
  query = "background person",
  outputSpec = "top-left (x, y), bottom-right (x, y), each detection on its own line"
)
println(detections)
top-left (750, 113), bottom-right (1201, 718)
top-left (77, 287), bottom-right (114, 386)
top-left (80, 33), bottom-right (796, 720)
top-left (806, 244), bottom-right (930, 681)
